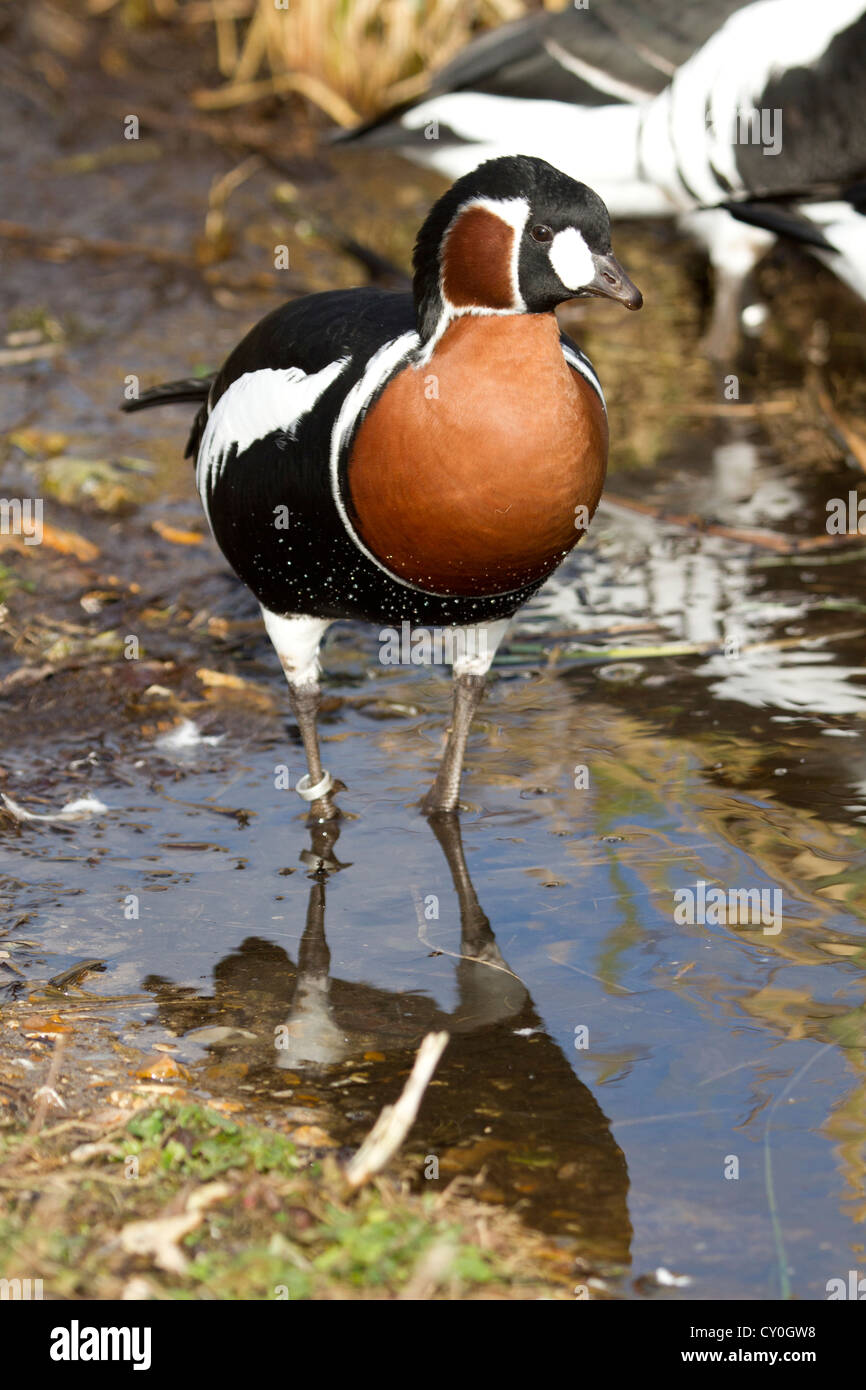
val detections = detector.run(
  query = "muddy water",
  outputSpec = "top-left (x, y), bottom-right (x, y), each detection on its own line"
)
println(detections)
top-left (3, 11), bottom-right (866, 1300)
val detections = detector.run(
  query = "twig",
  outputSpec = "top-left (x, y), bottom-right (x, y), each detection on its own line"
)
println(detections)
top-left (204, 153), bottom-right (263, 245)
top-left (193, 70), bottom-right (359, 126)
top-left (411, 887), bottom-right (523, 981)
top-left (0, 219), bottom-right (300, 293)
top-left (815, 385), bottom-right (866, 472)
top-left (0, 343), bottom-right (63, 366)
top-left (669, 400), bottom-right (796, 418)
top-left (399, 1239), bottom-right (458, 1301)
top-left (101, 100), bottom-right (407, 288)
top-left (555, 628), bottom-right (865, 665)
top-left (344, 1032), bottom-right (449, 1191)
top-left (763, 1043), bottom-right (833, 1300)
top-left (104, 100), bottom-right (302, 156)
top-left (0, 219), bottom-right (195, 266)
top-left (26, 1036), bottom-right (68, 1138)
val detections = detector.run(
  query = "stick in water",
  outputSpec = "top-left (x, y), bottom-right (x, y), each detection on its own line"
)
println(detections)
top-left (345, 1031), bottom-right (449, 1190)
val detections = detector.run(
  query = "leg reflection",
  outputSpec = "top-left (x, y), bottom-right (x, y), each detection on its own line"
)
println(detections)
top-left (276, 820), bottom-right (348, 1070)
top-left (427, 810), bottom-right (528, 1030)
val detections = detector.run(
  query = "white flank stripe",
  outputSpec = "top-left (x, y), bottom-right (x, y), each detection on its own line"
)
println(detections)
top-left (562, 344), bottom-right (606, 410)
top-left (641, 0), bottom-right (865, 210)
top-left (397, 2), bottom-right (862, 224)
top-left (197, 357), bottom-right (348, 524)
top-left (807, 202), bottom-right (866, 299)
top-left (399, 94), bottom-right (666, 218)
top-left (328, 332), bottom-right (440, 590)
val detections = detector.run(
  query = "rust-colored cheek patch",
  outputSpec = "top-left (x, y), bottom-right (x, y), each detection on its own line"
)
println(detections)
top-left (441, 206), bottom-right (516, 310)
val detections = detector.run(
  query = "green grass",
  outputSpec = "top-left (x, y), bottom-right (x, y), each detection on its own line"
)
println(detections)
top-left (0, 1101), bottom-right (564, 1300)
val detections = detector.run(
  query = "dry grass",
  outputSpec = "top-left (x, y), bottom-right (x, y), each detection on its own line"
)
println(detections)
top-left (96, 0), bottom-right (569, 122)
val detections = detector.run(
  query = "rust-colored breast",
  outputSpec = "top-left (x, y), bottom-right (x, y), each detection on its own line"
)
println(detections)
top-left (347, 313), bottom-right (608, 596)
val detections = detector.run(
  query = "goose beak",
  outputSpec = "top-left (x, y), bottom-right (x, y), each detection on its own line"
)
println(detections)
top-left (586, 252), bottom-right (643, 310)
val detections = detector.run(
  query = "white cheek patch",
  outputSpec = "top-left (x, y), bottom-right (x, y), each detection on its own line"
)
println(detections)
top-left (548, 227), bottom-right (595, 293)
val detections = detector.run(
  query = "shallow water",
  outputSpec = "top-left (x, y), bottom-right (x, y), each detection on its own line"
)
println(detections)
top-left (2, 17), bottom-right (866, 1298)
top-left (5, 490), bottom-right (866, 1297)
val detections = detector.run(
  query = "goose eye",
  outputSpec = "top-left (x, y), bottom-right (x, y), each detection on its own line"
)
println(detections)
top-left (530, 224), bottom-right (554, 244)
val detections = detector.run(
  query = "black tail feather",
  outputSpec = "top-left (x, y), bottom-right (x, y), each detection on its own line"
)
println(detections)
top-left (120, 377), bottom-right (214, 414)
top-left (723, 200), bottom-right (836, 252)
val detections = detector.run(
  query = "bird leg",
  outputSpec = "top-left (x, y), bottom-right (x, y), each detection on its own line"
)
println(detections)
top-left (288, 681), bottom-right (340, 823)
top-left (260, 609), bottom-right (338, 823)
top-left (680, 209), bottom-right (773, 362)
top-left (700, 267), bottom-right (747, 363)
top-left (422, 672), bottom-right (486, 815)
top-left (421, 620), bottom-right (509, 815)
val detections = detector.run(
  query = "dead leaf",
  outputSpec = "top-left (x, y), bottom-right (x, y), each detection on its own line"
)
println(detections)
top-left (185, 1025), bottom-right (256, 1046)
top-left (207, 1098), bottom-right (245, 1115)
top-left (119, 1212), bottom-right (201, 1274)
top-left (8, 428), bottom-right (68, 456)
top-left (196, 668), bottom-right (249, 690)
top-left (0, 522), bottom-right (99, 561)
top-left (134, 1054), bottom-right (192, 1082)
top-left (186, 1181), bottom-right (232, 1213)
top-left (152, 519), bottom-right (204, 546)
top-left (40, 523), bottom-right (100, 561)
top-left (289, 1124), bottom-right (339, 1148)
top-left (69, 1140), bottom-right (123, 1163)
top-left (39, 455), bottom-right (152, 511)
top-left (21, 1014), bottom-right (73, 1038)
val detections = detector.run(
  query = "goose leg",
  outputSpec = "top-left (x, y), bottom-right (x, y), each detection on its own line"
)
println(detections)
top-left (261, 608), bottom-right (339, 822)
top-left (422, 619), bottom-right (510, 815)
top-left (423, 672), bottom-right (485, 815)
top-left (680, 209), bottom-right (774, 361)
top-left (288, 682), bottom-right (339, 822)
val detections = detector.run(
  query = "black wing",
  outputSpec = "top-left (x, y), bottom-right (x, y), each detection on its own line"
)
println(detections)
top-left (118, 287), bottom-right (417, 460)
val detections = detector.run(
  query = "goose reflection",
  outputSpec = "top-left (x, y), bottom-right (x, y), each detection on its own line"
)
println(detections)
top-left (145, 814), bottom-right (631, 1258)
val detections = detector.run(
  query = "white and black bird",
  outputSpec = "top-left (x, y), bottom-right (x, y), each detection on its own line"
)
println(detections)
top-left (122, 157), bottom-right (641, 822)
top-left (339, 0), bottom-right (866, 352)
